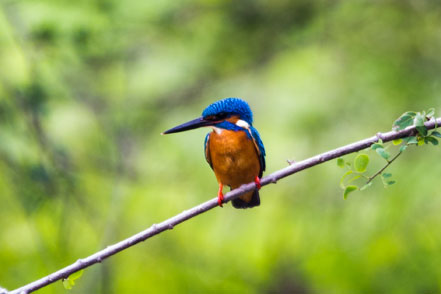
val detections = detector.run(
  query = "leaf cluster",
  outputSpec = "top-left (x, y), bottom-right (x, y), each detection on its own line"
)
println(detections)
top-left (393, 108), bottom-right (440, 146)
top-left (338, 154), bottom-right (372, 199)
top-left (338, 107), bottom-right (440, 199)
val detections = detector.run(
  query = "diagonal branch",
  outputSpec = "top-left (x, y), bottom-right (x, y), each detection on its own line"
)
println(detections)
top-left (9, 117), bottom-right (441, 294)
top-left (366, 150), bottom-right (402, 185)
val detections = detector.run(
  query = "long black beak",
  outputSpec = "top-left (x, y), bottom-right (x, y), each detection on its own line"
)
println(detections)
top-left (162, 116), bottom-right (215, 134)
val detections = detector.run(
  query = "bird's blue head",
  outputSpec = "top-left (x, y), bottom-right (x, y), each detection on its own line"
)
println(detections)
top-left (202, 98), bottom-right (253, 125)
top-left (162, 98), bottom-right (254, 134)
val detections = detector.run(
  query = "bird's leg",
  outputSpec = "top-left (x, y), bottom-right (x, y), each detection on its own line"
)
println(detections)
top-left (217, 183), bottom-right (224, 207)
top-left (254, 176), bottom-right (262, 190)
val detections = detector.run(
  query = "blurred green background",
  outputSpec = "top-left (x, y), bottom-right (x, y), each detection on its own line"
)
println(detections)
top-left (1, 0), bottom-right (441, 293)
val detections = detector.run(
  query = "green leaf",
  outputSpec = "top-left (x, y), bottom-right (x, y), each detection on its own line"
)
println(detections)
top-left (354, 154), bottom-right (369, 173)
top-left (393, 114), bottom-right (414, 130)
top-left (360, 182), bottom-right (372, 191)
top-left (414, 113), bottom-right (428, 136)
top-left (406, 136), bottom-right (418, 144)
top-left (431, 131), bottom-right (441, 138)
top-left (348, 175), bottom-right (361, 183)
top-left (418, 137), bottom-right (425, 146)
top-left (392, 139), bottom-right (402, 145)
top-left (62, 279), bottom-right (73, 290)
top-left (403, 111), bottom-right (417, 116)
top-left (382, 173), bottom-right (392, 178)
top-left (371, 143), bottom-right (383, 150)
top-left (399, 145), bottom-right (408, 152)
top-left (416, 126), bottom-right (428, 136)
top-left (69, 270), bottom-right (84, 281)
top-left (387, 180), bottom-right (396, 185)
top-left (425, 136), bottom-right (439, 145)
top-left (62, 270), bottom-right (84, 290)
top-left (337, 157), bottom-right (345, 168)
top-left (340, 170), bottom-right (353, 189)
top-left (427, 108), bottom-right (435, 117)
top-left (376, 148), bottom-right (390, 160)
top-left (414, 113), bottom-right (425, 127)
top-left (343, 185), bottom-right (358, 199)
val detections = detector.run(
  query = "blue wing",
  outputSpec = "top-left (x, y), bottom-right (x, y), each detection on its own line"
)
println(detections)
top-left (204, 133), bottom-right (213, 169)
top-left (249, 126), bottom-right (266, 177)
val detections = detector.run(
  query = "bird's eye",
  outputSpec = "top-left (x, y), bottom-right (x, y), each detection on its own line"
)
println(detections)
top-left (205, 115), bottom-right (216, 121)
top-left (217, 112), bottom-right (228, 119)
top-left (204, 113), bottom-right (228, 121)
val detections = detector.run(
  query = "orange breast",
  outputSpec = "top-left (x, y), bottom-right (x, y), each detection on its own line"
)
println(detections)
top-left (208, 129), bottom-right (261, 189)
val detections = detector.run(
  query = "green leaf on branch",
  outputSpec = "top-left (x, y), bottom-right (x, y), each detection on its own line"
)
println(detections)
top-left (426, 108), bottom-right (435, 118)
top-left (337, 157), bottom-right (345, 168)
top-left (414, 113), bottom-right (425, 127)
top-left (417, 137), bottom-right (425, 146)
top-left (392, 139), bottom-right (403, 145)
top-left (371, 143), bottom-right (383, 150)
top-left (340, 170), bottom-right (353, 189)
top-left (348, 175), bottom-right (361, 183)
top-left (427, 108), bottom-right (435, 118)
top-left (406, 136), bottom-right (418, 144)
top-left (381, 173), bottom-right (396, 187)
top-left (354, 154), bottom-right (369, 173)
top-left (69, 270), bottom-right (84, 280)
top-left (416, 126), bottom-right (428, 136)
top-left (382, 172), bottom-right (392, 178)
top-left (62, 270), bottom-right (84, 290)
top-left (414, 113), bottom-right (428, 136)
top-left (376, 148), bottom-right (390, 160)
top-left (425, 136), bottom-right (439, 145)
top-left (343, 185), bottom-right (358, 199)
top-left (399, 145), bottom-right (408, 152)
top-left (62, 279), bottom-right (72, 290)
top-left (431, 131), bottom-right (441, 138)
top-left (393, 113), bottom-right (415, 130)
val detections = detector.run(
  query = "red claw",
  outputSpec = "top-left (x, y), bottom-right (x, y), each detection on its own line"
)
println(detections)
top-left (217, 183), bottom-right (224, 207)
top-left (254, 176), bottom-right (262, 190)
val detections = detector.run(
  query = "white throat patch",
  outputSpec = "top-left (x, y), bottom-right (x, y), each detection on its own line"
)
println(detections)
top-left (212, 126), bottom-right (223, 134)
top-left (235, 119), bottom-right (250, 129)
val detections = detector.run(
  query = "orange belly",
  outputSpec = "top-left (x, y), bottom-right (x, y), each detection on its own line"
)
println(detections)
top-left (208, 129), bottom-right (260, 202)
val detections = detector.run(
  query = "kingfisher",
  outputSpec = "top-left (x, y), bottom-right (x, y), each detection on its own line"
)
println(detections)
top-left (162, 98), bottom-right (266, 209)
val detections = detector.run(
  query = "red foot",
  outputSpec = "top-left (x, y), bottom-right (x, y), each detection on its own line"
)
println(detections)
top-left (217, 183), bottom-right (224, 207)
top-left (254, 176), bottom-right (262, 190)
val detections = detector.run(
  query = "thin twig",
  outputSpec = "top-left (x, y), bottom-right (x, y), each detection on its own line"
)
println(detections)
top-left (366, 151), bottom-right (403, 185)
top-left (9, 117), bottom-right (441, 294)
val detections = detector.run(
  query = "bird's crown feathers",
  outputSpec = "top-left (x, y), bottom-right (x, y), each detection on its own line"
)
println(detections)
top-left (202, 98), bottom-right (253, 124)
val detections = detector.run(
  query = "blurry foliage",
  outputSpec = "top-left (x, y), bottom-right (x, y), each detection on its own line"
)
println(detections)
top-left (0, 0), bottom-right (441, 293)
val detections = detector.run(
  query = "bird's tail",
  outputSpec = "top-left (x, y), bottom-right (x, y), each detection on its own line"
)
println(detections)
top-left (232, 189), bottom-right (260, 209)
